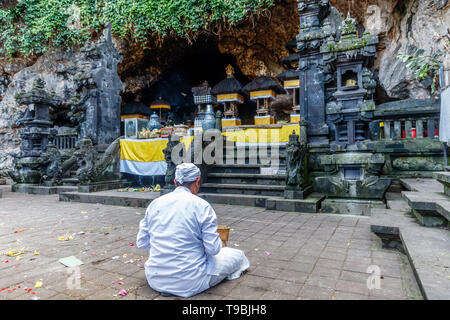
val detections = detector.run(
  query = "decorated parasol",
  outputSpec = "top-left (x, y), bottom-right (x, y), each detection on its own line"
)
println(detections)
top-left (150, 97), bottom-right (171, 120)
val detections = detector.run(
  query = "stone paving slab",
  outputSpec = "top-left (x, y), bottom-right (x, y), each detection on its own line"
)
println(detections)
top-left (371, 204), bottom-right (450, 300)
top-left (0, 188), bottom-right (421, 300)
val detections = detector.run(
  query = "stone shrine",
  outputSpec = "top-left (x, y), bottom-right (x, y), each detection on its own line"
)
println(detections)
top-left (313, 12), bottom-right (391, 213)
top-left (8, 78), bottom-right (61, 185)
top-left (211, 65), bottom-right (244, 128)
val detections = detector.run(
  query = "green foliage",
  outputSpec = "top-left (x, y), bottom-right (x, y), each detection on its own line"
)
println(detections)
top-left (397, 49), bottom-right (441, 94)
top-left (0, 0), bottom-right (274, 58)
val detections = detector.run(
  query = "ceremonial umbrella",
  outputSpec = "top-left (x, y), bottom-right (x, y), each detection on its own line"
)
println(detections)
top-left (150, 97), bottom-right (171, 120)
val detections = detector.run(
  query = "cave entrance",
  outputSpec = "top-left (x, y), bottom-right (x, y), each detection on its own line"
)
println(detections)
top-left (125, 37), bottom-right (255, 126)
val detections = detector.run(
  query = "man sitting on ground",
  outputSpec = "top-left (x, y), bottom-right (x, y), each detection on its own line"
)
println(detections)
top-left (136, 163), bottom-right (249, 298)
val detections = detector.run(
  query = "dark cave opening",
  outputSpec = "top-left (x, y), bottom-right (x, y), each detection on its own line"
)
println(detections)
top-left (121, 37), bottom-right (257, 126)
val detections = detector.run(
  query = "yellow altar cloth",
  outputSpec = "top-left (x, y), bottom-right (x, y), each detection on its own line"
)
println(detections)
top-left (222, 123), bottom-right (300, 144)
top-left (119, 137), bottom-right (193, 175)
top-left (119, 124), bottom-right (300, 175)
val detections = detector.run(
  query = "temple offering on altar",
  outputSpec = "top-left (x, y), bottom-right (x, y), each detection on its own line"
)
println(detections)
top-left (121, 101), bottom-right (153, 139)
top-left (173, 124), bottom-right (189, 137)
top-left (212, 65), bottom-right (244, 128)
top-left (160, 127), bottom-right (174, 138)
top-left (135, 126), bottom-right (163, 139)
top-left (149, 129), bottom-right (161, 138)
top-left (138, 128), bottom-right (152, 139)
top-left (243, 75), bottom-right (286, 125)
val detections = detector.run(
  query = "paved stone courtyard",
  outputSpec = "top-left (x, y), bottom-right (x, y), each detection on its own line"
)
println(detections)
top-left (0, 188), bottom-right (422, 300)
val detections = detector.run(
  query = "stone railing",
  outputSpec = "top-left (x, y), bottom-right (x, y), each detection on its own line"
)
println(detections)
top-left (50, 127), bottom-right (78, 150)
top-left (364, 98), bottom-right (444, 178)
top-left (370, 98), bottom-right (440, 141)
top-left (53, 134), bottom-right (77, 150)
top-left (50, 129), bottom-right (79, 164)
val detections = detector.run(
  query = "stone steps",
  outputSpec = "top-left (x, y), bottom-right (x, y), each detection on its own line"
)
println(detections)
top-left (201, 183), bottom-right (285, 197)
top-left (402, 191), bottom-right (450, 227)
top-left (206, 172), bottom-right (286, 185)
top-left (62, 177), bottom-right (79, 186)
top-left (436, 201), bottom-right (450, 223)
top-left (208, 164), bottom-right (276, 175)
top-left (200, 142), bottom-right (296, 208)
top-left (203, 142), bottom-right (287, 196)
top-left (217, 157), bottom-right (286, 167)
top-left (198, 192), bottom-right (324, 213)
top-left (12, 184), bottom-right (78, 195)
top-left (220, 144), bottom-right (286, 166)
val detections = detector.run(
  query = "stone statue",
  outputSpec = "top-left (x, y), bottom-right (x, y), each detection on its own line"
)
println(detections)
top-left (75, 136), bottom-right (97, 183)
top-left (7, 155), bottom-right (25, 183)
top-left (215, 109), bottom-right (222, 131)
top-left (285, 131), bottom-right (308, 187)
top-left (40, 143), bottom-right (62, 185)
top-left (163, 133), bottom-right (178, 188)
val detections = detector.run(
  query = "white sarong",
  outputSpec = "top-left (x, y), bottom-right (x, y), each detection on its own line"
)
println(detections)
top-left (208, 247), bottom-right (250, 287)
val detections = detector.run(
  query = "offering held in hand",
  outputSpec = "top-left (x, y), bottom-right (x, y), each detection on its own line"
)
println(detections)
top-left (217, 225), bottom-right (230, 248)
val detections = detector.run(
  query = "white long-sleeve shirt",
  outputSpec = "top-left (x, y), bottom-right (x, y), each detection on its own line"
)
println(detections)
top-left (136, 186), bottom-right (222, 297)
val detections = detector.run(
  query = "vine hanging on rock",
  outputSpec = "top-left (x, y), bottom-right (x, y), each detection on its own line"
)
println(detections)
top-left (0, 0), bottom-right (274, 59)
top-left (397, 49), bottom-right (442, 95)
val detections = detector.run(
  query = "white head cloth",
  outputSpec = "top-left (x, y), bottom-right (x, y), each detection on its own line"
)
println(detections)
top-left (175, 163), bottom-right (201, 185)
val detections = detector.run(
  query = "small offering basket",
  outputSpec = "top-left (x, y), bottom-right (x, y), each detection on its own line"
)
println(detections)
top-left (217, 225), bottom-right (231, 247)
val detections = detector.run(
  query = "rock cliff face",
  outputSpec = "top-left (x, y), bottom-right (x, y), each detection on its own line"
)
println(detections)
top-left (331, 0), bottom-right (450, 100)
top-left (114, 0), bottom-right (450, 100)
top-left (0, 50), bottom-right (78, 172)
top-left (0, 28), bottom-right (122, 173)
top-left (217, 0), bottom-right (299, 79)
top-left (0, 0), bottom-right (449, 174)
